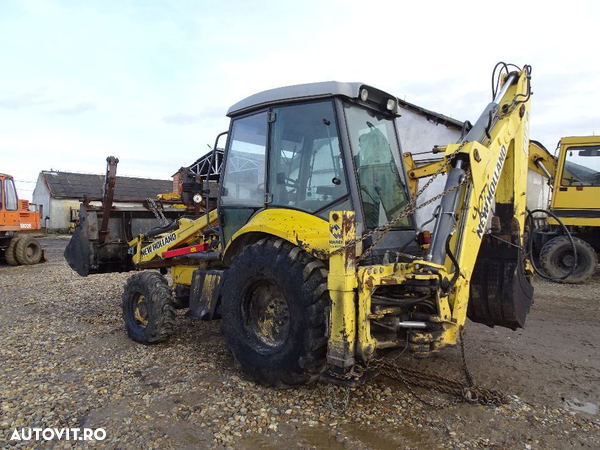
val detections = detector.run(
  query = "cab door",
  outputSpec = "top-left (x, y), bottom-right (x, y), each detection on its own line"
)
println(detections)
top-left (266, 100), bottom-right (349, 217)
top-left (0, 177), bottom-right (20, 230)
top-left (553, 143), bottom-right (600, 214)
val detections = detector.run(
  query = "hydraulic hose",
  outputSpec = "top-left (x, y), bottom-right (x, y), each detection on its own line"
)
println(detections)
top-left (145, 220), bottom-right (178, 238)
top-left (526, 209), bottom-right (577, 281)
top-left (444, 232), bottom-right (461, 293)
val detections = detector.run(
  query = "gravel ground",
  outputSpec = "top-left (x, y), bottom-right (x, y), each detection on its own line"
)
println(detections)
top-left (1, 236), bottom-right (599, 449)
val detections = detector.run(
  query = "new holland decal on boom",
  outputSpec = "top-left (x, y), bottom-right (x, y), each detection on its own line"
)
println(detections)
top-left (475, 144), bottom-right (508, 238)
top-left (140, 232), bottom-right (177, 258)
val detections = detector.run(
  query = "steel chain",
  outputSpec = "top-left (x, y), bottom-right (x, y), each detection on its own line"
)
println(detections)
top-left (370, 331), bottom-right (507, 408)
top-left (379, 367), bottom-right (463, 408)
top-left (362, 170), bottom-right (470, 261)
top-left (460, 328), bottom-right (474, 388)
top-left (325, 331), bottom-right (507, 410)
top-left (330, 141), bottom-right (469, 260)
top-left (324, 363), bottom-right (368, 412)
top-left (146, 198), bottom-right (170, 226)
top-left (325, 384), bottom-right (351, 413)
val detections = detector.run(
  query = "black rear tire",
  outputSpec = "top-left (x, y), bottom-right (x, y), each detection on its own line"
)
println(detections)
top-left (5, 237), bottom-right (20, 266)
top-left (122, 272), bottom-right (176, 343)
top-left (15, 236), bottom-right (42, 265)
top-left (221, 238), bottom-right (329, 387)
top-left (539, 236), bottom-right (598, 283)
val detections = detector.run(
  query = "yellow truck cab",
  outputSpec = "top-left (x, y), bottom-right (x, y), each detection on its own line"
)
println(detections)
top-left (532, 136), bottom-right (600, 282)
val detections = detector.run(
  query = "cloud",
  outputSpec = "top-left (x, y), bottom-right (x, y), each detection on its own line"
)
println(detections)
top-left (50, 101), bottom-right (97, 116)
top-left (0, 89), bottom-right (50, 110)
top-left (0, 89), bottom-right (96, 117)
top-left (161, 112), bottom-right (202, 125)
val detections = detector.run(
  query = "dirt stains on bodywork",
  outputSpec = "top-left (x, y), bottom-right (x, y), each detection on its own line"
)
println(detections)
top-left (295, 233), bottom-right (329, 260)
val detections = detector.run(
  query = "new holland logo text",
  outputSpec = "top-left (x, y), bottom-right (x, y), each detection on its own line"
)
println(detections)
top-left (141, 232), bottom-right (177, 257)
top-left (473, 145), bottom-right (507, 238)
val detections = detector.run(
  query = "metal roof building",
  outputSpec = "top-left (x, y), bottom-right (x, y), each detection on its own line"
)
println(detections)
top-left (32, 171), bottom-right (172, 231)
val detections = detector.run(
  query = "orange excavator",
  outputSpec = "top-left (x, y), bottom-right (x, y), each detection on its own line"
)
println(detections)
top-left (0, 173), bottom-right (46, 265)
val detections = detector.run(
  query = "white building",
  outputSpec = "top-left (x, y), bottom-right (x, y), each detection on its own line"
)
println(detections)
top-left (32, 171), bottom-right (172, 232)
top-left (396, 99), bottom-right (551, 230)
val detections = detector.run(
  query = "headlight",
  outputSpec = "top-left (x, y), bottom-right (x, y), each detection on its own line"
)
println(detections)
top-left (360, 88), bottom-right (369, 102)
top-left (386, 99), bottom-right (396, 111)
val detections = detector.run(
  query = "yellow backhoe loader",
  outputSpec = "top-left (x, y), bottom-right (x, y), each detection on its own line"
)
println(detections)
top-left (528, 137), bottom-right (599, 282)
top-left (66, 62), bottom-right (535, 389)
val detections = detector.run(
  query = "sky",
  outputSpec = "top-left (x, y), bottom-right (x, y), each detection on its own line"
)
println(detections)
top-left (1, 0), bottom-right (599, 200)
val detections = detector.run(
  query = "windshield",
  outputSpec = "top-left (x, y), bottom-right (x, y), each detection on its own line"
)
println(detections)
top-left (344, 104), bottom-right (410, 229)
top-left (561, 145), bottom-right (600, 186)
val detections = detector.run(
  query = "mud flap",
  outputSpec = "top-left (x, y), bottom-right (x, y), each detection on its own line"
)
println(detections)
top-left (468, 237), bottom-right (534, 330)
top-left (187, 269), bottom-right (224, 320)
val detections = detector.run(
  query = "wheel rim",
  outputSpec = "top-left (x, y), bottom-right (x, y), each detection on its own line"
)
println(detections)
top-left (26, 243), bottom-right (36, 258)
top-left (553, 246), bottom-right (587, 276)
top-left (559, 252), bottom-right (575, 269)
top-left (244, 281), bottom-right (290, 349)
top-left (133, 294), bottom-right (149, 328)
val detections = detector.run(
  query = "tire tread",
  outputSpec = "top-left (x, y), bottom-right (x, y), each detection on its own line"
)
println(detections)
top-left (122, 271), bottom-right (175, 344)
top-left (5, 237), bottom-right (20, 266)
top-left (222, 238), bottom-right (329, 387)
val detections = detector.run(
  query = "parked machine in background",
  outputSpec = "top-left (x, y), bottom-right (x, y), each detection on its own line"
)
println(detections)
top-left (66, 63), bottom-right (535, 389)
top-left (68, 207), bottom-right (79, 234)
top-left (0, 173), bottom-right (46, 265)
top-left (530, 137), bottom-right (600, 283)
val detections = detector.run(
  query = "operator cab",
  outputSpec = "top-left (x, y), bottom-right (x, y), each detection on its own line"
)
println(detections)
top-left (552, 137), bottom-right (600, 213)
top-left (0, 174), bottom-right (19, 213)
top-left (219, 81), bottom-right (419, 262)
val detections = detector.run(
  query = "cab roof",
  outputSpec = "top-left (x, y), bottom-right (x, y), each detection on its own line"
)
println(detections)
top-left (226, 81), bottom-right (399, 117)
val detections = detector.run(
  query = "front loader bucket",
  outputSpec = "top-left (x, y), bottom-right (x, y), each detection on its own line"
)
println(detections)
top-left (64, 214), bottom-right (92, 276)
top-left (468, 237), bottom-right (534, 330)
top-left (64, 203), bottom-right (134, 276)
top-left (64, 203), bottom-right (182, 276)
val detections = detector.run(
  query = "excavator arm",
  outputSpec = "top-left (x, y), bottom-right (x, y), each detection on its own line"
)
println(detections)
top-left (328, 64), bottom-right (535, 366)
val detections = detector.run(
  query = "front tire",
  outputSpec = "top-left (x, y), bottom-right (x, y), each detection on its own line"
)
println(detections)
top-left (221, 238), bottom-right (329, 387)
top-left (122, 272), bottom-right (176, 343)
top-left (15, 236), bottom-right (42, 265)
top-left (539, 236), bottom-right (598, 283)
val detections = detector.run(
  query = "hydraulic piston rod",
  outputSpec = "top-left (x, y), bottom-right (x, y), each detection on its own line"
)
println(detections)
top-left (427, 160), bottom-right (466, 265)
top-left (426, 73), bottom-right (519, 265)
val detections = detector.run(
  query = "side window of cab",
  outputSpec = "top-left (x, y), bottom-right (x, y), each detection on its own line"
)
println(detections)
top-left (219, 111), bottom-right (268, 244)
top-left (4, 178), bottom-right (18, 211)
